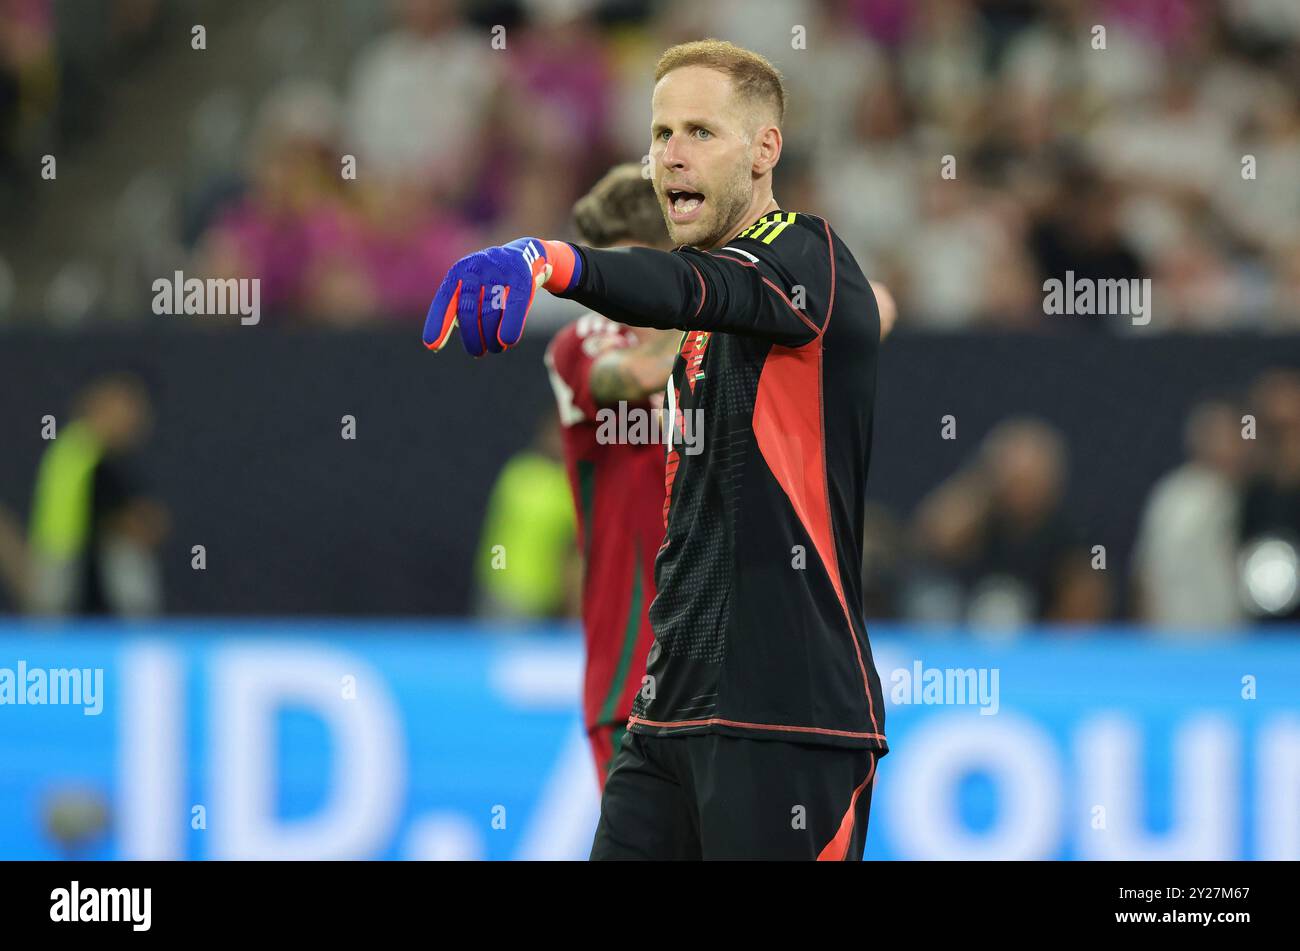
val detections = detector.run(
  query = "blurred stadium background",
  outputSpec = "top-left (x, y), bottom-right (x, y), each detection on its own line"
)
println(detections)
top-left (0, 0), bottom-right (1298, 860)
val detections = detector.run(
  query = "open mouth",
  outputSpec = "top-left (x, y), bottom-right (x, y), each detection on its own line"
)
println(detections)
top-left (666, 188), bottom-right (706, 223)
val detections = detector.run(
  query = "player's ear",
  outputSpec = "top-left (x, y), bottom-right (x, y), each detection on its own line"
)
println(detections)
top-left (753, 124), bottom-right (782, 175)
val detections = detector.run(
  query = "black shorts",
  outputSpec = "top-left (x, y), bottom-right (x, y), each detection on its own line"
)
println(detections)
top-left (589, 731), bottom-right (879, 860)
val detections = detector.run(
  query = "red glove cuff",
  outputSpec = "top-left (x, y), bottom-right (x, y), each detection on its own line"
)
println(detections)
top-left (541, 240), bottom-right (579, 293)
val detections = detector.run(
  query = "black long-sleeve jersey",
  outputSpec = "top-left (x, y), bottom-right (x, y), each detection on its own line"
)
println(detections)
top-left (557, 209), bottom-right (888, 753)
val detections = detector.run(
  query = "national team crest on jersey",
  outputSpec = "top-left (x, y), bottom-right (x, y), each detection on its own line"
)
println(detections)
top-left (681, 330), bottom-right (711, 393)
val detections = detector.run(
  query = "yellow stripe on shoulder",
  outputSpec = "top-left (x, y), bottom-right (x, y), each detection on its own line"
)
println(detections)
top-left (738, 211), bottom-right (790, 239)
top-left (760, 212), bottom-right (797, 244)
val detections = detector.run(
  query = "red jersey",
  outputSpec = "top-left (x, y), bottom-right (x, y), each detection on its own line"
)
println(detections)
top-left (544, 313), bottom-right (665, 732)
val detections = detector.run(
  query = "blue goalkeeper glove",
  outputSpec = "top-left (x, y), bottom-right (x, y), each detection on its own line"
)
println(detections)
top-left (423, 238), bottom-right (582, 356)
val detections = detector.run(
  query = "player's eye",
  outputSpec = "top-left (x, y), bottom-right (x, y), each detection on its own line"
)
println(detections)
top-left (695, 128), bottom-right (711, 139)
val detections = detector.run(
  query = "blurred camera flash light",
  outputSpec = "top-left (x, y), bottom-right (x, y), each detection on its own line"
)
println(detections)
top-left (1238, 536), bottom-right (1300, 616)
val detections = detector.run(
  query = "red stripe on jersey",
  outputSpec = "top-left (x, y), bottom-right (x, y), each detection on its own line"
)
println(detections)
top-left (686, 261), bottom-right (707, 319)
top-left (708, 254), bottom-right (823, 336)
top-left (819, 217), bottom-right (837, 332)
top-left (817, 754), bottom-right (877, 861)
top-left (626, 715), bottom-right (885, 741)
top-left (751, 339), bottom-right (881, 739)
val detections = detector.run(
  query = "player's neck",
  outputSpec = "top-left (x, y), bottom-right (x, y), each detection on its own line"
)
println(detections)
top-left (713, 196), bottom-right (781, 250)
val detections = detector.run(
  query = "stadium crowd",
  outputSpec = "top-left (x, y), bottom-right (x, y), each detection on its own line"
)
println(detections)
top-left (2, 0), bottom-right (1298, 632)
top-left (465, 364), bottom-right (1300, 631)
top-left (2, 0), bottom-right (1299, 329)
top-left (892, 366), bottom-right (1300, 629)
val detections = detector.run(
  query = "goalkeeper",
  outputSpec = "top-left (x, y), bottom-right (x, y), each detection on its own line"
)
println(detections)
top-left (427, 41), bottom-right (891, 861)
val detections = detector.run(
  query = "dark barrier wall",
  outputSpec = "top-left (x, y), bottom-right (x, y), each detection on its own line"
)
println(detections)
top-left (1, 327), bottom-right (1297, 615)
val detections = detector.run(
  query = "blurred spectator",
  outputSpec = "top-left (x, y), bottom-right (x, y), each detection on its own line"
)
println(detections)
top-left (1237, 370), bottom-right (1300, 622)
top-left (504, 2), bottom-right (615, 174)
top-left (903, 176), bottom-right (1037, 329)
top-left (0, 0), bottom-right (54, 216)
top-left (300, 175), bottom-right (483, 323)
top-left (191, 81), bottom-right (348, 320)
top-left (1277, 242), bottom-right (1300, 326)
top-left (906, 418), bottom-right (1110, 629)
top-left (0, 503), bottom-right (29, 611)
top-left (473, 414), bottom-right (578, 620)
top-left (1027, 164), bottom-right (1145, 329)
top-left (1214, 78), bottom-right (1300, 260)
top-left (812, 68), bottom-right (917, 284)
top-left (344, 0), bottom-right (502, 194)
top-left (1132, 400), bottom-right (1246, 630)
top-left (1090, 64), bottom-right (1234, 206)
top-left (28, 374), bottom-right (169, 617)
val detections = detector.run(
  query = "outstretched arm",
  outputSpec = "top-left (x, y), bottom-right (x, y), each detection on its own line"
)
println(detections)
top-left (558, 242), bottom-right (820, 347)
top-left (426, 218), bottom-right (873, 355)
top-left (424, 224), bottom-right (838, 356)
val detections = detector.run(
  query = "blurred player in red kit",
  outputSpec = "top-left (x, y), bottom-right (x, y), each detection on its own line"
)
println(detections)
top-left (543, 163), bottom-right (680, 791)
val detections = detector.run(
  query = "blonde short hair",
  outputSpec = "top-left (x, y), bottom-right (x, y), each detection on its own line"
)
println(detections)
top-left (654, 39), bottom-right (786, 128)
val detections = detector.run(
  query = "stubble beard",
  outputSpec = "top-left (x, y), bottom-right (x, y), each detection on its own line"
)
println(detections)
top-left (666, 167), bottom-right (753, 251)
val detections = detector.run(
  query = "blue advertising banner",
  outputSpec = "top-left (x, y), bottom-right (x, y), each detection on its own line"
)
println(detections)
top-left (0, 621), bottom-right (1296, 860)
